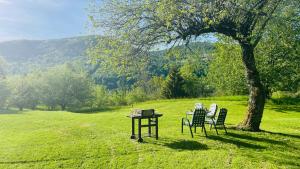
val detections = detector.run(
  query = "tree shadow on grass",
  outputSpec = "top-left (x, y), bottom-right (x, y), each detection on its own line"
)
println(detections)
top-left (226, 132), bottom-right (287, 146)
top-left (164, 140), bottom-right (209, 150)
top-left (261, 130), bottom-right (300, 139)
top-left (268, 106), bottom-right (300, 113)
top-left (0, 109), bottom-right (23, 115)
top-left (227, 127), bottom-right (300, 140)
top-left (207, 135), bottom-right (266, 149)
top-left (145, 138), bottom-right (209, 151)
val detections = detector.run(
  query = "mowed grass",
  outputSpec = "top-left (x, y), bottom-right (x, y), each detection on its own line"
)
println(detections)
top-left (0, 96), bottom-right (299, 169)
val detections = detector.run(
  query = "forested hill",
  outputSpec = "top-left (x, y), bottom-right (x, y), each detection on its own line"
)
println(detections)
top-left (0, 36), bottom-right (98, 74)
top-left (0, 36), bottom-right (214, 74)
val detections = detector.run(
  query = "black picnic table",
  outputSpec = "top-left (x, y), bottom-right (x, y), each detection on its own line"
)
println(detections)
top-left (127, 113), bottom-right (163, 142)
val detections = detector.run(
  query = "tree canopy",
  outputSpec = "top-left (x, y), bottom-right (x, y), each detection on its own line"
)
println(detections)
top-left (91, 0), bottom-right (284, 48)
top-left (89, 0), bottom-right (296, 131)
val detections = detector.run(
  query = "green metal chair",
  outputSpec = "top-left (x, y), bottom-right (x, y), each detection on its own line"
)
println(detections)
top-left (182, 108), bottom-right (207, 138)
top-left (208, 108), bottom-right (228, 134)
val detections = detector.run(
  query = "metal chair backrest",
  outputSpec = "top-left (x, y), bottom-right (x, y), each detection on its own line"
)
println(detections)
top-left (191, 108), bottom-right (206, 126)
top-left (207, 103), bottom-right (218, 118)
top-left (195, 103), bottom-right (203, 110)
top-left (209, 103), bottom-right (218, 115)
top-left (216, 108), bottom-right (227, 125)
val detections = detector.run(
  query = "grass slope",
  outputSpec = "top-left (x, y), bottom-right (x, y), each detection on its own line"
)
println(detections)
top-left (0, 97), bottom-right (299, 169)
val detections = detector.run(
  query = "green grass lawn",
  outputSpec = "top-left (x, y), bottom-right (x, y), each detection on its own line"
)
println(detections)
top-left (0, 97), bottom-right (299, 169)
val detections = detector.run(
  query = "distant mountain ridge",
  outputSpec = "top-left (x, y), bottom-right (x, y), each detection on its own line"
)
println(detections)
top-left (0, 36), bottom-right (214, 74)
top-left (0, 36), bottom-right (98, 74)
top-left (0, 36), bottom-right (97, 61)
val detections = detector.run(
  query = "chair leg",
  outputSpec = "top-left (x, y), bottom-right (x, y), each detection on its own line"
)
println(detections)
top-left (210, 124), bottom-right (212, 130)
top-left (189, 125), bottom-right (194, 138)
top-left (213, 121), bottom-right (219, 135)
top-left (202, 125), bottom-right (207, 137)
top-left (194, 126), bottom-right (196, 133)
top-left (223, 125), bottom-right (228, 134)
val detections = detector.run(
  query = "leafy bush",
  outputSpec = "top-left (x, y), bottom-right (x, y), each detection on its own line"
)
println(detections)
top-left (109, 90), bottom-right (127, 106)
top-left (92, 85), bottom-right (110, 108)
top-left (139, 76), bottom-right (164, 100)
top-left (271, 91), bottom-right (300, 105)
top-left (126, 87), bottom-right (149, 105)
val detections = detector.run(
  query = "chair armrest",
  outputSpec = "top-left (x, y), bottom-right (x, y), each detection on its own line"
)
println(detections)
top-left (182, 118), bottom-right (191, 126)
top-left (186, 111), bottom-right (193, 119)
top-left (186, 111), bottom-right (194, 115)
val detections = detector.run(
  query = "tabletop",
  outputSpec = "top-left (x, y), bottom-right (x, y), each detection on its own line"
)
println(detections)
top-left (127, 113), bottom-right (163, 119)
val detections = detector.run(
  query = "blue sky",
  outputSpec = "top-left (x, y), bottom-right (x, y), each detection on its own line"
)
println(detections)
top-left (0, 0), bottom-right (91, 42)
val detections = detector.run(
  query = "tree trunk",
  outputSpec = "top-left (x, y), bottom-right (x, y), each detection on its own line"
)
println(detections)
top-left (238, 43), bottom-right (266, 131)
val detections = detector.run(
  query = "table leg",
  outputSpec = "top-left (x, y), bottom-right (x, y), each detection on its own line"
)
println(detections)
top-left (130, 118), bottom-right (136, 139)
top-left (138, 118), bottom-right (143, 142)
top-left (155, 117), bottom-right (158, 140)
top-left (148, 118), bottom-right (151, 137)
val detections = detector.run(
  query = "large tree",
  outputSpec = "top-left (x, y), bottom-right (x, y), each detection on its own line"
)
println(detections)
top-left (89, 0), bottom-right (289, 131)
top-left (41, 64), bottom-right (93, 110)
top-left (256, 4), bottom-right (300, 95)
top-left (207, 3), bottom-right (300, 97)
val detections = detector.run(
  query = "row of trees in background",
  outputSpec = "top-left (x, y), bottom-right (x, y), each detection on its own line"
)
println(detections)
top-left (0, 55), bottom-right (214, 111)
top-left (0, 61), bottom-right (208, 111)
top-left (0, 64), bottom-right (94, 110)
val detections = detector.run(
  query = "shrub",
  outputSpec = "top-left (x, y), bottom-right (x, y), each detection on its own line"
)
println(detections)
top-left (110, 90), bottom-right (127, 106)
top-left (126, 87), bottom-right (149, 105)
top-left (271, 91), bottom-right (300, 105)
top-left (92, 85), bottom-right (110, 108)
